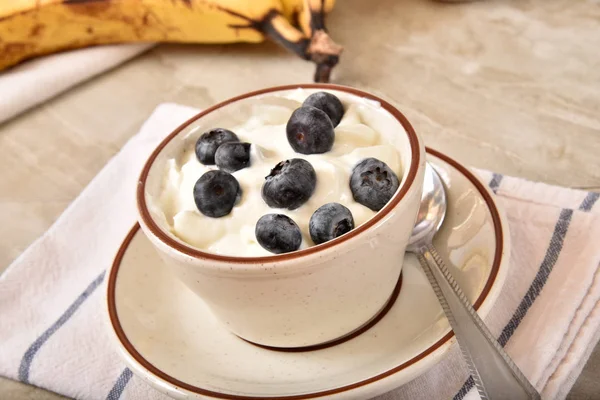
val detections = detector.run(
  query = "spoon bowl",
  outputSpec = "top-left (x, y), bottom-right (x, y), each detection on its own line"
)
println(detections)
top-left (407, 163), bottom-right (447, 251)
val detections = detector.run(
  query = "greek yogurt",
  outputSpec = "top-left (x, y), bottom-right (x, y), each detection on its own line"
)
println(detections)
top-left (156, 90), bottom-right (403, 257)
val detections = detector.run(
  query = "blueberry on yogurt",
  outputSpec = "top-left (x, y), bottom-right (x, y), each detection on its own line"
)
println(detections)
top-left (286, 106), bottom-right (335, 154)
top-left (195, 128), bottom-right (238, 165)
top-left (255, 214), bottom-right (302, 254)
top-left (302, 91), bottom-right (345, 127)
top-left (193, 170), bottom-right (241, 218)
top-left (262, 158), bottom-right (316, 210)
top-left (350, 158), bottom-right (400, 211)
top-left (215, 142), bottom-right (251, 173)
top-left (309, 203), bottom-right (355, 245)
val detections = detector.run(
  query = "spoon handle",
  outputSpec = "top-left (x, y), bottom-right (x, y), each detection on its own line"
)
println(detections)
top-left (416, 243), bottom-right (541, 400)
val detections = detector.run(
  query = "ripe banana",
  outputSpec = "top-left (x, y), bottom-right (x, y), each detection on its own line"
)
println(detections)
top-left (0, 0), bottom-right (342, 82)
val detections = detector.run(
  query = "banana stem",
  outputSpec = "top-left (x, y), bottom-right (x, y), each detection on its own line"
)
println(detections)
top-left (307, 30), bottom-right (342, 83)
top-left (260, 8), bottom-right (341, 83)
top-left (302, 0), bottom-right (342, 83)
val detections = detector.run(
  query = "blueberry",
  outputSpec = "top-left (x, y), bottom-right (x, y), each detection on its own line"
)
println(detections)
top-left (215, 142), bottom-right (251, 173)
top-left (302, 91), bottom-right (345, 127)
top-left (193, 170), bottom-right (241, 218)
top-left (309, 203), bottom-right (355, 245)
top-left (262, 158), bottom-right (317, 210)
top-left (195, 128), bottom-right (238, 165)
top-left (350, 158), bottom-right (400, 211)
top-left (255, 214), bottom-right (302, 254)
top-left (286, 106), bottom-right (335, 154)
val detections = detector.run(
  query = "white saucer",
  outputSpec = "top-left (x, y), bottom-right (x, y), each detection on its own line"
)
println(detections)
top-left (106, 149), bottom-right (510, 400)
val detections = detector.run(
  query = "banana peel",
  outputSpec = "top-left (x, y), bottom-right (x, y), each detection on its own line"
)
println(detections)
top-left (0, 0), bottom-right (342, 82)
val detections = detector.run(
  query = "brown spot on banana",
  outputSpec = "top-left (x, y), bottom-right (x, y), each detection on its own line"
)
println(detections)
top-left (0, 11), bottom-right (24, 22)
top-left (29, 24), bottom-right (45, 38)
top-left (139, 7), bottom-right (177, 40)
top-left (3, 42), bottom-right (36, 60)
top-left (62, 0), bottom-right (111, 5)
top-left (165, 0), bottom-right (193, 7)
top-left (63, 0), bottom-right (112, 15)
top-left (290, 8), bottom-right (301, 30)
top-left (212, 4), bottom-right (257, 25)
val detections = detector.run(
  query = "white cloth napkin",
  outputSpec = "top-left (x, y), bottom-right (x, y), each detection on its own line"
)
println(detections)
top-left (0, 44), bottom-right (153, 124)
top-left (1, 103), bottom-right (599, 400)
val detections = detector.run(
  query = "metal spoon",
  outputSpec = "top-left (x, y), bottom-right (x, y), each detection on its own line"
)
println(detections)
top-left (407, 163), bottom-right (541, 400)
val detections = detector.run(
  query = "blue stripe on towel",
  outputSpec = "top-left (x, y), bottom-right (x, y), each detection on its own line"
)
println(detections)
top-left (18, 270), bottom-right (106, 384)
top-left (454, 207), bottom-right (574, 400)
top-left (497, 208), bottom-right (572, 346)
top-left (580, 192), bottom-right (599, 212)
top-left (488, 173), bottom-right (504, 193)
top-left (106, 368), bottom-right (133, 400)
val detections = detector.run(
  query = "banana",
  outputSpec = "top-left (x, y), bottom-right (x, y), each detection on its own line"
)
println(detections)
top-left (0, 0), bottom-right (341, 82)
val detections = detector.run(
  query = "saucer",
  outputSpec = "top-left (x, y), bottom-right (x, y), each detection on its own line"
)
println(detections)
top-left (106, 148), bottom-right (510, 400)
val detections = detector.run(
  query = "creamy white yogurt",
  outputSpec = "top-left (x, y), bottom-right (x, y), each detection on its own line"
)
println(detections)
top-left (157, 90), bottom-right (403, 257)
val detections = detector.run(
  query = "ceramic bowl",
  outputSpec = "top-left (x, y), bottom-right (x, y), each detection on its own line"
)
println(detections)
top-left (136, 84), bottom-right (426, 348)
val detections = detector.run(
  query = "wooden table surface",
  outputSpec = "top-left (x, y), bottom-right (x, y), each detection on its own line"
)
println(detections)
top-left (1, 0), bottom-right (598, 398)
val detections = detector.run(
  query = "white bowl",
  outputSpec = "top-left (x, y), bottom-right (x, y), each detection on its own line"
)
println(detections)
top-left (136, 84), bottom-right (426, 348)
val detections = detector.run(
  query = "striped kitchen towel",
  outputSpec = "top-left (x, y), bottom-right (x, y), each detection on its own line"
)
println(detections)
top-left (0, 103), bottom-right (599, 400)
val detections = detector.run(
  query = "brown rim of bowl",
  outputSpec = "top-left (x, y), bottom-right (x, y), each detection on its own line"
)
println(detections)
top-left (108, 147), bottom-right (504, 400)
top-left (136, 83), bottom-right (421, 264)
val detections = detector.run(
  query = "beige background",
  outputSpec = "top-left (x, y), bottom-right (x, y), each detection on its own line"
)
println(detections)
top-left (1, 0), bottom-right (598, 398)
